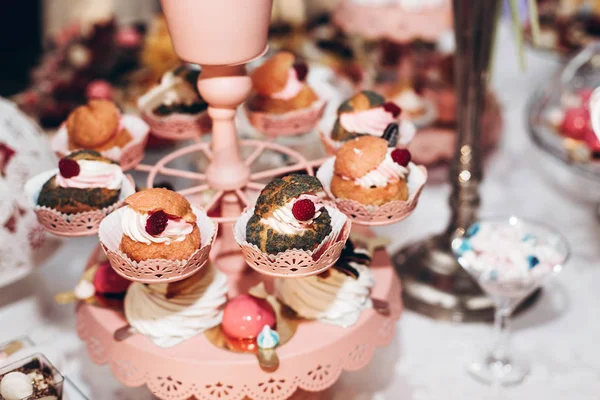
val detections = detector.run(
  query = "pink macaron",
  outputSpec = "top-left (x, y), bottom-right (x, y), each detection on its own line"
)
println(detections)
top-left (221, 294), bottom-right (276, 340)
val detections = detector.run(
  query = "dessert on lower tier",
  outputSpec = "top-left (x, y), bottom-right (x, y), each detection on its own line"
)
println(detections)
top-left (124, 265), bottom-right (228, 348)
top-left (138, 65), bottom-right (211, 139)
top-left (36, 150), bottom-right (124, 214)
top-left (0, 354), bottom-right (64, 400)
top-left (331, 136), bottom-right (411, 205)
top-left (51, 99), bottom-right (150, 168)
top-left (246, 174), bottom-right (332, 254)
top-left (221, 294), bottom-right (276, 341)
top-left (245, 51), bottom-right (326, 136)
top-left (119, 188), bottom-right (201, 262)
top-left (275, 237), bottom-right (375, 328)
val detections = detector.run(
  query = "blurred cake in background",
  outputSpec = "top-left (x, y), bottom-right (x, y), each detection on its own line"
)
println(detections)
top-left (529, 0), bottom-right (600, 53)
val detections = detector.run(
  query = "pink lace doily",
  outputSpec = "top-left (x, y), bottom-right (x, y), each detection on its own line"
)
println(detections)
top-left (245, 101), bottom-right (326, 137)
top-left (76, 242), bottom-right (402, 400)
top-left (141, 110), bottom-right (212, 141)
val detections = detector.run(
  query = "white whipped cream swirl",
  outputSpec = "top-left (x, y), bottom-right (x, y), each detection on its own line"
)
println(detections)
top-left (276, 254), bottom-right (375, 327)
top-left (55, 160), bottom-right (123, 190)
top-left (353, 149), bottom-right (409, 188)
top-left (261, 194), bottom-right (324, 234)
top-left (125, 266), bottom-right (228, 348)
top-left (121, 206), bottom-right (194, 245)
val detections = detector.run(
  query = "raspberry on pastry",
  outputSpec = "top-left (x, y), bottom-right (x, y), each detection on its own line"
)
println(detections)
top-left (119, 188), bottom-right (201, 262)
top-left (66, 99), bottom-right (133, 151)
top-left (331, 90), bottom-right (400, 142)
top-left (37, 150), bottom-right (124, 214)
top-left (247, 51), bottom-right (320, 114)
top-left (246, 174), bottom-right (332, 254)
top-left (331, 136), bottom-right (411, 206)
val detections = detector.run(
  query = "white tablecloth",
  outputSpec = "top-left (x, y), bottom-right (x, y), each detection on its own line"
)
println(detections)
top-left (1, 25), bottom-right (600, 400)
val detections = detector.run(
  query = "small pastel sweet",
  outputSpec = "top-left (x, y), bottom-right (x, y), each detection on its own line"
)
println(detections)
top-left (221, 294), bottom-right (276, 340)
top-left (257, 325), bottom-right (280, 349)
top-left (66, 100), bottom-right (132, 152)
top-left (93, 260), bottom-right (132, 295)
top-left (331, 136), bottom-right (412, 205)
top-left (246, 174), bottom-right (332, 254)
top-left (0, 371), bottom-right (33, 400)
top-left (37, 150), bottom-right (124, 214)
top-left (119, 188), bottom-right (201, 261)
top-left (455, 221), bottom-right (566, 297)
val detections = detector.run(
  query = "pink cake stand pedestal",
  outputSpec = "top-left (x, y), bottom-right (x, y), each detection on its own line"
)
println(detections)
top-left (76, 227), bottom-right (402, 400)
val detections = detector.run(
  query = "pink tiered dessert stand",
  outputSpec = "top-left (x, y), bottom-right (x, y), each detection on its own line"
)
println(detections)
top-left (36, 1), bottom-right (417, 399)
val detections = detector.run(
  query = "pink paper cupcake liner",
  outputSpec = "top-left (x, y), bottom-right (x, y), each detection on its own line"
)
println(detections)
top-left (141, 109), bottom-right (212, 140)
top-left (51, 114), bottom-right (150, 171)
top-left (233, 205), bottom-right (351, 278)
top-left (25, 170), bottom-right (136, 237)
top-left (316, 157), bottom-right (428, 226)
top-left (98, 207), bottom-right (218, 284)
top-left (245, 100), bottom-right (326, 137)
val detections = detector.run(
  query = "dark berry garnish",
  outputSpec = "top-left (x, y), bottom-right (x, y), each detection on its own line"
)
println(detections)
top-left (292, 199), bottom-right (316, 221)
top-left (293, 62), bottom-right (309, 81)
top-left (391, 148), bottom-right (411, 167)
top-left (145, 210), bottom-right (169, 236)
top-left (381, 122), bottom-right (399, 147)
top-left (382, 102), bottom-right (402, 118)
top-left (58, 157), bottom-right (80, 178)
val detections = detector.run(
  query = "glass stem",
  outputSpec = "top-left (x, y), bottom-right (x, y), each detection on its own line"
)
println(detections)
top-left (491, 306), bottom-right (511, 362)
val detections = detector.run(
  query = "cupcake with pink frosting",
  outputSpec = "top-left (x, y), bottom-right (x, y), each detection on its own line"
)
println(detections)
top-left (245, 51), bottom-right (326, 136)
top-left (37, 150), bottom-right (125, 214)
top-left (322, 90), bottom-right (415, 154)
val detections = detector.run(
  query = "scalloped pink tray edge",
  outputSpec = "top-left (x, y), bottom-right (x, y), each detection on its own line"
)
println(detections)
top-left (76, 229), bottom-right (402, 400)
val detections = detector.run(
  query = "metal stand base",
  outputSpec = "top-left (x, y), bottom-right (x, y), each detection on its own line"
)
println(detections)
top-left (393, 234), bottom-right (541, 322)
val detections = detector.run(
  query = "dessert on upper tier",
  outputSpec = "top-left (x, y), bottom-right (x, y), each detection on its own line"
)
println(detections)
top-left (246, 174), bottom-right (332, 255)
top-left (331, 136), bottom-right (412, 205)
top-left (247, 52), bottom-right (319, 115)
top-left (66, 100), bottom-right (132, 152)
top-left (37, 150), bottom-right (124, 214)
top-left (119, 188), bottom-right (201, 262)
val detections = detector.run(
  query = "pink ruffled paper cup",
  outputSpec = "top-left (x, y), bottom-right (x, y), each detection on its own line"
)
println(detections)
top-left (245, 99), bottom-right (327, 138)
top-left (316, 157), bottom-right (428, 226)
top-left (98, 206), bottom-right (218, 284)
top-left (140, 109), bottom-right (212, 140)
top-left (233, 205), bottom-right (352, 278)
top-left (24, 170), bottom-right (136, 237)
top-left (51, 114), bottom-right (150, 171)
top-left (318, 114), bottom-right (417, 155)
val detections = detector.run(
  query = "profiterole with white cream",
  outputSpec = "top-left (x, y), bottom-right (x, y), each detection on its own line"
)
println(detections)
top-left (119, 188), bottom-right (201, 261)
top-left (331, 135), bottom-right (412, 205)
